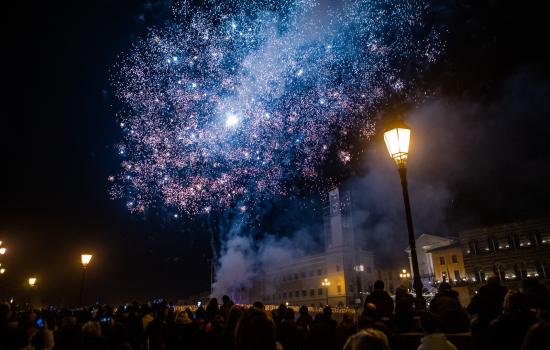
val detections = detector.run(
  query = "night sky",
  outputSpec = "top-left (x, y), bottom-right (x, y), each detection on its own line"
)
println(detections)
top-left (2, 0), bottom-right (550, 305)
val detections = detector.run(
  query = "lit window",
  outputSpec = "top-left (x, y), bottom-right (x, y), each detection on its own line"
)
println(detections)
top-left (451, 255), bottom-right (458, 263)
top-left (337, 285), bottom-right (342, 293)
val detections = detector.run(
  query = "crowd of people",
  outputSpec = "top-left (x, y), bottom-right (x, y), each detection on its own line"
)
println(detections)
top-left (1, 278), bottom-right (549, 350)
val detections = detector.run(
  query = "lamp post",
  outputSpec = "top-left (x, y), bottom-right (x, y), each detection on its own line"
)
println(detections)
top-left (384, 120), bottom-right (424, 308)
top-left (79, 254), bottom-right (93, 307)
top-left (321, 278), bottom-right (330, 306)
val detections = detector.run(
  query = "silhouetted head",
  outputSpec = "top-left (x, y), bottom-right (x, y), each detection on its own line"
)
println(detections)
top-left (487, 276), bottom-right (501, 286)
top-left (222, 295), bottom-right (231, 304)
top-left (503, 289), bottom-right (527, 313)
top-left (362, 303), bottom-right (378, 320)
top-left (235, 308), bottom-right (277, 350)
top-left (373, 280), bottom-right (384, 291)
top-left (253, 301), bottom-right (265, 309)
top-left (299, 305), bottom-right (309, 316)
top-left (419, 311), bottom-right (439, 334)
top-left (323, 306), bottom-right (332, 319)
top-left (346, 328), bottom-right (390, 350)
top-left (285, 308), bottom-right (295, 321)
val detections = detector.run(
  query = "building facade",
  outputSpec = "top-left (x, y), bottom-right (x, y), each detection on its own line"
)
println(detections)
top-left (458, 219), bottom-right (550, 284)
top-left (252, 187), bottom-right (378, 307)
top-left (404, 233), bottom-right (457, 283)
top-left (428, 245), bottom-right (466, 283)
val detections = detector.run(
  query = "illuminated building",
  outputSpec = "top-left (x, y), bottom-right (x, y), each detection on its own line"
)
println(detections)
top-left (458, 219), bottom-right (550, 284)
top-left (404, 234), bottom-right (458, 284)
top-left (252, 187), bottom-right (377, 307)
top-left (428, 245), bottom-right (466, 283)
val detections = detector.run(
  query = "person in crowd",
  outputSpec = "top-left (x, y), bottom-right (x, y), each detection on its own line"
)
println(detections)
top-left (522, 278), bottom-right (550, 313)
top-left (364, 281), bottom-right (394, 319)
top-left (81, 321), bottom-right (108, 350)
top-left (486, 289), bottom-right (537, 350)
top-left (417, 311), bottom-right (457, 350)
top-left (429, 282), bottom-right (469, 333)
top-left (296, 305), bottom-right (312, 331)
top-left (521, 320), bottom-right (550, 350)
top-left (392, 286), bottom-right (417, 333)
top-left (467, 276), bottom-right (508, 339)
top-left (54, 310), bottom-right (81, 350)
top-left (220, 295), bottom-right (235, 321)
top-left (308, 306), bottom-right (337, 350)
top-left (272, 304), bottom-right (287, 326)
top-left (252, 301), bottom-right (265, 310)
top-left (234, 308), bottom-right (282, 350)
top-left (277, 308), bottom-right (301, 350)
top-left (144, 307), bottom-right (168, 350)
top-left (335, 312), bottom-right (357, 350)
top-left (360, 303), bottom-right (400, 350)
top-left (342, 328), bottom-right (390, 350)
top-left (205, 298), bottom-right (219, 323)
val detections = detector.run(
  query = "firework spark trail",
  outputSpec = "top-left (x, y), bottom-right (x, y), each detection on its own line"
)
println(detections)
top-left (111, 0), bottom-right (442, 215)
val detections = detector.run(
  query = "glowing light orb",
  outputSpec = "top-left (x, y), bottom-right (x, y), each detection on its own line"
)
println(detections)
top-left (225, 114), bottom-right (239, 127)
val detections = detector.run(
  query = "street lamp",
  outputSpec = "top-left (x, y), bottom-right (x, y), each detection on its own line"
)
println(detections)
top-left (0, 268), bottom-right (5, 274)
top-left (28, 277), bottom-right (37, 287)
top-left (79, 254), bottom-right (93, 306)
top-left (0, 247), bottom-right (6, 255)
top-left (399, 269), bottom-right (411, 279)
top-left (321, 278), bottom-right (330, 306)
top-left (384, 120), bottom-right (424, 308)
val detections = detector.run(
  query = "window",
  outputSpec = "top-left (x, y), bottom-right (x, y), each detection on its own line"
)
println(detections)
top-left (317, 269), bottom-right (322, 276)
top-left (301, 272), bottom-right (306, 278)
top-left (488, 237), bottom-right (498, 252)
top-left (474, 268), bottom-right (485, 283)
top-left (283, 292), bottom-right (287, 298)
top-left (440, 256), bottom-right (445, 265)
top-left (529, 232), bottom-right (542, 247)
top-left (318, 288), bottom-right (323, 295)
top-left (367, 267), bottom-right (372, 273)
top-left (508, 234), bottom-right (520, 250)
top-left (494, 264), bottom-right (505, 281)
top-left (454, 270), bottom-right (461, 281)
top-left (309, 270), bottom-right (314, 277)
top-left (469, 240), bottom-right (479, 255)
top-left (310, 289), bottom-right (315, 296)
top-left (294, 273), bottom-right (299, 280)
top-left (337, 285), bottom-right (342, 293)
top-left (336, 265), bottom-right (340, 272)
top-left (288, 275), bottom-right (292, 280)
top-left (451, 255), bottom-right (458, 263)
top-left (295, 291), bottom-right (299, 297)
top-left (302, 290), bottom-right (307, 297)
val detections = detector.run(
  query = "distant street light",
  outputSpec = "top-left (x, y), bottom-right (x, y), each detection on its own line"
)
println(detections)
top-left (384, 120), bottom-right (424, 308)
top-left (79, 254), bottom-right (93, 306)
top-left (28, 277), bottom-right (37, 287)
top-left (399, 269), bottom-right (411, 279)
top-left (0, 268), bottom-right (5, 274)
top-left (321, 278), bottom-right (330, 306)
top-left (0, 247), bottom-right (6, 255)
